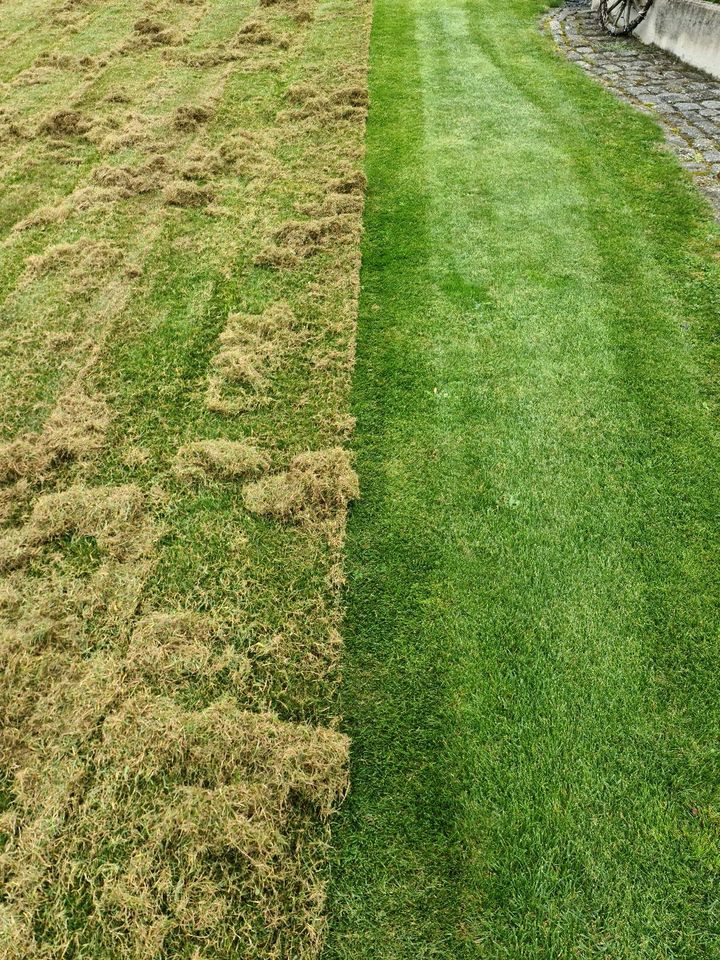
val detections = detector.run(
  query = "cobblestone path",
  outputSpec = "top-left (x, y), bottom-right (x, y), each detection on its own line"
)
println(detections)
top-left (546, 0), bottom-right (720, 218)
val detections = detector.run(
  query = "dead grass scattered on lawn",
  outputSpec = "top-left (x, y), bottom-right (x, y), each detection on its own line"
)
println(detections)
top-left (243, 447), bottom-right (358, 540)
top-left (126, 18), bottom-right (183, 49)
top-left (162, 180), bottom-right (214, 207)
top-left (38, 109), bottom-right (91, 138)
top-left (0, 483), bottom-right (155, 572)
top-left (127, 612), bottom-right (251, 688)
top-left (0, 690), bottom-right (348, 959)
top-left (21, 240), bottom-right (123, 292)
top-left (0, 387), bottom-right (110, 487)
top-left (277, 83), bottom-right (368, 125)
top-left (0, 0), bottom-right (370, 951)
top-left (92, 157), bottom-right (170, 196)
top-left (205, 303), bottom-right (299, 413)
top-left (173, 104), bottom-right (215, 131)
top-left (174, 439), bottom-right (271, 482)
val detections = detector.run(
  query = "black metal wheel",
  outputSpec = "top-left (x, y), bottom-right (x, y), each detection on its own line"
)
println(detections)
top-left (599, 0), bottom-right (654, 35)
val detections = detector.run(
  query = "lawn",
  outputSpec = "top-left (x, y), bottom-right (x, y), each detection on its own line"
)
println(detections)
top-left (323, 0), bottom-right (720, 957)
top-left (0, 0), bottom-right (370, 956)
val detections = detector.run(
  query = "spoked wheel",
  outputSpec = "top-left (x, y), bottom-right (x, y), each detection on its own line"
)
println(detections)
top-left (599, 0), bottom-right (654, 35)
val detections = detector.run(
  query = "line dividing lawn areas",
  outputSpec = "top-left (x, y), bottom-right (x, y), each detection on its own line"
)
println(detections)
top-left (323, 0), bottom-right (720, 958)
top-left (0, 0), bottom-right (370, 956)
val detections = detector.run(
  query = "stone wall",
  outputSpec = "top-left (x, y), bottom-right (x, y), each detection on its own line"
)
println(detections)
top-left (590, 0), bottom-right (720, 80)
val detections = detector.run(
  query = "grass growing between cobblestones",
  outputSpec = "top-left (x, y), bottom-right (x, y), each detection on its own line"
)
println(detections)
top-left (0, 0), bottom-right (370, 955)
top-left (324, 0), bottom-right (720, 957)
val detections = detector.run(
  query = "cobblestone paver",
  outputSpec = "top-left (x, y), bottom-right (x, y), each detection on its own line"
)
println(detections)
top-left (546, 0), bottom-right (720, 218)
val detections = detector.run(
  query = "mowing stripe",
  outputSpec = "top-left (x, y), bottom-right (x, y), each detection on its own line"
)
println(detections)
top-left (324, 0), bottom-right (720, 956)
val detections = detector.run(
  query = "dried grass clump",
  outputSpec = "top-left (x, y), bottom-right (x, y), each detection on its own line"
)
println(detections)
top-left (93, 113), bottom-right (159, 153)
top-left (129, 17), bottom-right (182, 48)
top-left (43, 387), bottom-right (111, 461)
top-left (162, 180), bottom-right (213, 207)
top-left (235, 19), bottom-right (273, 43)
top-left (173, 104), bottom-right (214, 131)
top-left (0, 108), bottom-right (28, 141)
top-left (174, 439), bottom-right (271, 482)
top-left (270, 215), bottom-right (358, 258)
top-left (0, 388), bottom-right (110, 487)
top-left (0, 484), bottom-right (155, 571)
top-left (217, 129), bottom-right (276, 177)
top-left (0, 691), bottom-right (348, 958)
top-left (330, 85), bottom-right (369, 108)
top-left (12, 201), bottom-right (71, 233)
top-left (104, 88), bottom-right (132, 104)
top-left (179, 149), bottom-right (225, 179)
top-left (23, 239), bottom-right (123, 291)
top-left (205, 303), bottom-right (297, 414)
top-left (258, 0), bottom-right (314, 21)
top-left (36, 51), bottom-right (96, 72)
top-left (255, 212), bottom-right (361, 267)
top-left (92, 157), bottom-right (169, 195)
top-left (296, 192), bottom-right (364, 218)
top-left (278, 84), bottom-right (367, 124)
top-left (38, 108), bottom-right (91, 137)
top-left (252, 244), bottom-right (300, 270)
top-left (126, 612), bottom-right (250, 687)
top-left (243, 447), bottom-right (358, 530)
top-left (329, 169), bottom-right (367, 194)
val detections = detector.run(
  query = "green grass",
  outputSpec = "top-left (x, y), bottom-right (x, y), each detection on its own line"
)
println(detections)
top-left (324, 0), bottom-right (720, 957)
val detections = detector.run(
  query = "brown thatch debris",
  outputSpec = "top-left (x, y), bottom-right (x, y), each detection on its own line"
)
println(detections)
top-left (205, 303), bottom-right (297, 414)
top-left (43, 388), bottom-right (111, 461)
top-left (24, 239), bottom-right (122, 280)
top-left (296, 193), bottom-right (364, 217)
top-left (39, 109), bottom-right (91, 137)
top-left (216, 129), bottom-right (275, 174)
top-left (130, 17), bottom-right (182, 46)
top-left (12, 201), bottom-right (72, 233)
top-left (252, 244), bottom-right (300, 270)
top-left (0, 689), bottom-right (348, 958)
top-left (0, 484), bottom-right (155, 572)
top-left (243, 447), bottom-right (358, 527)
top-left (0, 109), bottom-right (28, 141)
top-left (126, 612), bottom-right (250, 687)
top-left (234, 19), bottom-right (275, 44)
top-left (92, 157), bottom-right (169, 195)
top-left (174, 439), bottom-right (271, 482)
top-left (330, 86), bottom-right (368, 108)
top-left (329, 169), bottom-right (367, 194)
top-left (0, 388), bottom-right (110, 484)
top-left (104, 88), bottom-right (132, 104)
top-left (286, 82), bottom-right (320, 104)
top-left (179, 149), bottom-right (225, 179)
top-left (258, 0), bottom-right (314, 20)
top-left (0, 387), bottom-right (110, 525)
top-left (173, 104), bottom-right (214, 131)
top-left (259, 215), bottom-right (358, 263)
top-left (162, 180), bottom-right (213, 207)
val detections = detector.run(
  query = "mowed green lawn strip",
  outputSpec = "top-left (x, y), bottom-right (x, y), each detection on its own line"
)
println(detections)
top-left (325, 0), bottom-right (720, 957)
